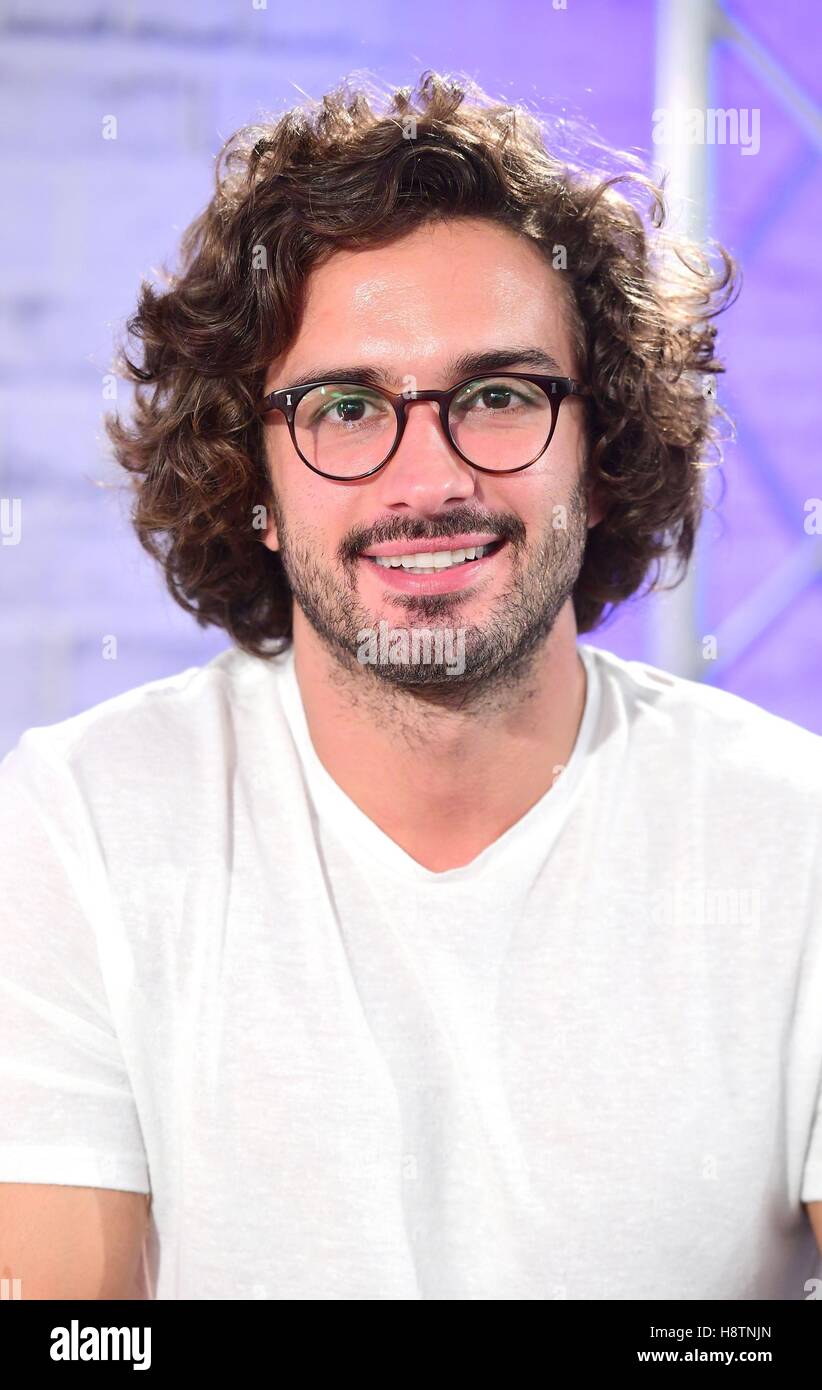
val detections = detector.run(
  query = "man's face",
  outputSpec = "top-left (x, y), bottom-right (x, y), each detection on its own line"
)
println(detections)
top-left (261, 217), bottom-right (602, 691)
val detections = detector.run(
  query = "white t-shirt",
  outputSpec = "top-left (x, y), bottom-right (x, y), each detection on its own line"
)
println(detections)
top-left (1, 640), bottom-right (821, 1301)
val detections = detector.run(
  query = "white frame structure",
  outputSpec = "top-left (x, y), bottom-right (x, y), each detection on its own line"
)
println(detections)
top-left (651, 0), bottom-right (822, 679)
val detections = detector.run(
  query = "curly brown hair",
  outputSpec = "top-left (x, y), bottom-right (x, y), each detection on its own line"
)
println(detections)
top-left (104, 68), bottom-right (739, 658)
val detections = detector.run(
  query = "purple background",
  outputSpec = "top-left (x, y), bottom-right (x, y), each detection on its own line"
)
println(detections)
top-left (1, 0), bottom-right (820, 752)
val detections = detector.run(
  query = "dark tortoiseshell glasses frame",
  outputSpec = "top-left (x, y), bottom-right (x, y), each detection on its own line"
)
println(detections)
top-left (257, 372), bottom-right (592, 481)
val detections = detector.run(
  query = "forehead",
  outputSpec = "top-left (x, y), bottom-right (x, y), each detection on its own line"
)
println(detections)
top-left (272, 218), bottom-right (577, 381)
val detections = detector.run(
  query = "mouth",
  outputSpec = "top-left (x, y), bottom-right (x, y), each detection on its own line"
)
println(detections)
top-left (361, 538), bottom-right (505, 573)
top-left (356, 536), bottom-right (508, 594)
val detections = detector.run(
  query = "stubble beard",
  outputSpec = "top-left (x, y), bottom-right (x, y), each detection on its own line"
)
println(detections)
top-left (268, 478), bottom-right (590, 710)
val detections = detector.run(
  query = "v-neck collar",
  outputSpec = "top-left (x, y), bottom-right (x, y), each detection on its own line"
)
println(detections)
top-left (276, 642), bottom-right (601, 886)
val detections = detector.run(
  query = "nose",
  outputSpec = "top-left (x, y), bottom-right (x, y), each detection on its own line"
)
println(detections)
top-left (372, 398), bottom-right (477, 513)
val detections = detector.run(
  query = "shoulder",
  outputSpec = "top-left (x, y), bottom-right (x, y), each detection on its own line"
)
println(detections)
top-left (0, 644), bottom-right (287, 812)
top-left (582, 642), bottom-right (822, 808)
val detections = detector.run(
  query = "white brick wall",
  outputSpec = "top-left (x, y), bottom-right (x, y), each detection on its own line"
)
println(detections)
top-left (0, 4), bottom-right (361, 752)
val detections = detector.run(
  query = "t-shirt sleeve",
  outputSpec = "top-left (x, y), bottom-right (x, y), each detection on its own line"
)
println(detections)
top-left (799, 834), bottom-right (822, 1206)
top-left (0, 730), bottom-right (150, 1194)
top-left (801, 1041), bottom-right (822, 1202)
top-left (802, 1108), bottom-right (822, 1203)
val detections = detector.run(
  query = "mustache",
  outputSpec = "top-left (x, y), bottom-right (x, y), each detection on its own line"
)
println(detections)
top-left (341, 510), bottom-right (526, 561)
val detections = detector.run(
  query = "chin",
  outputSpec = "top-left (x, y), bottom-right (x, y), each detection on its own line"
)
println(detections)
top-left (362, 662), bottom-right (469, 687)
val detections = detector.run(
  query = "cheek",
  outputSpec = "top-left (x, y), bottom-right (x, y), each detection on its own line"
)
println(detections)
top-left (263, 441), bottom-right (327, 549)
top-left (266, 465), bottom-right (356, 560)
top-left (492, 464), bottom-right (585, 548)
top-left (548, 405), bottom-right (588, 468)
top-left (495, 471), bottom-right (559, 526)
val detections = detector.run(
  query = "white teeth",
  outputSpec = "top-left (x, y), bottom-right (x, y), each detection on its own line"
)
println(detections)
top-left (371, 543), bottom-right (495, 571)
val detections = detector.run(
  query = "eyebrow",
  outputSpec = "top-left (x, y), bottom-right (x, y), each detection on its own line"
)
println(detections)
top-left (280, 346), bottom-right (568, 391)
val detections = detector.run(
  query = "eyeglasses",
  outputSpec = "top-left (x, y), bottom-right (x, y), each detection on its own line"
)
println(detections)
top-left (257, 372), bottom-right (592, 481)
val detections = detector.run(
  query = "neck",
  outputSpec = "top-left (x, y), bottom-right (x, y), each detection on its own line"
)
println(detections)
top-left (289, 602), bottom-right (588, 873)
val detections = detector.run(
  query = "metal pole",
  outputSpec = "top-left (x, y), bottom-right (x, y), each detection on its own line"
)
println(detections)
top-left (651, 0), bottom-right (717, 677)
top-left (715, 3), bottom-right (822, 151)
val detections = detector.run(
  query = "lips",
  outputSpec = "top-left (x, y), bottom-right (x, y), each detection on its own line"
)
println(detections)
top-left (359, 532), bottom-right (502, 559)
top-left (356, 536), bottom-right (508, 593)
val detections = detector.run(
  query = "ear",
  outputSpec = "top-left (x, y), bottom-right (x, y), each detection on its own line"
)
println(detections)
top-left (586, 477), bottom-right (609, 529)
top-left (262, 509), bottom-right (280, 553)
top-left (258, 400), bottom-right (282, 552)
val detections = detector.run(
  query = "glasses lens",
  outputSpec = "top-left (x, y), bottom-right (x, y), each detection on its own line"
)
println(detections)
top-left (293, 383), bottom-right (396, 477)
top-left (448, 376), bottom-right (553, 469)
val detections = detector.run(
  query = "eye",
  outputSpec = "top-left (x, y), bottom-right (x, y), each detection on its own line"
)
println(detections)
top-left (307, 387), bottom-right (390, 426)
top-left (451, 378), bottom-right (544, 415)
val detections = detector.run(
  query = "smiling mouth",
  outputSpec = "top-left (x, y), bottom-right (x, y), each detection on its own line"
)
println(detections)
top-left (360, 538), bottom-right (506, 574)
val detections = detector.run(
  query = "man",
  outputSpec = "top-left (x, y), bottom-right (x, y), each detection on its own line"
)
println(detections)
top-left (1, 71), bottom-right (821, 1300)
